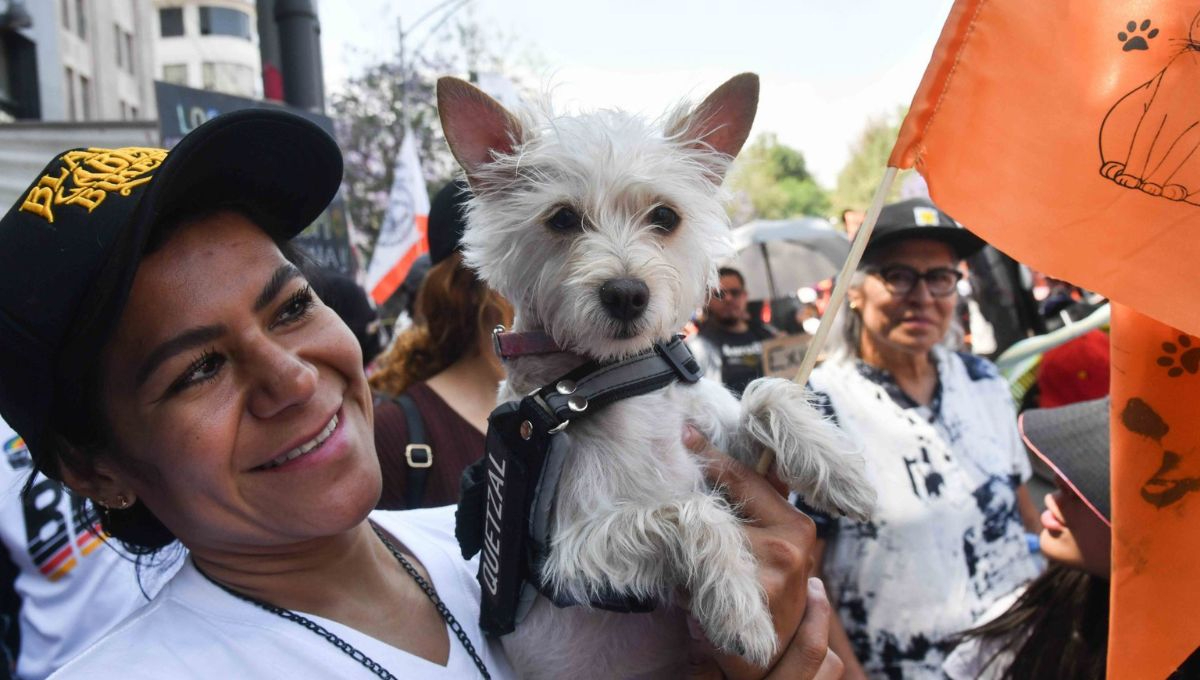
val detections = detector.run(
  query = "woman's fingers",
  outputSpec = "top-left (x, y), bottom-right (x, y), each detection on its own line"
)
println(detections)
top-left (764, 578), bottom-right (841, 680)
top-left (682, 425), bottom-right (808, 527)
top-left (680, 425), bottom-right (830, 679)
top-left (686, 579), bottom-right (841, 680)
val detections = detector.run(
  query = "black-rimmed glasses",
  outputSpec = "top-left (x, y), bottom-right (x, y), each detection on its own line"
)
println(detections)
top-left (869, 264), bottom-right (963, 298)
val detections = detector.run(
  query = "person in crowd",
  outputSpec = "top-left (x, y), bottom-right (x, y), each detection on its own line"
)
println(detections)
top-left (0, 417), bottom-right (167, 680)
top-left (947, 397), bottom-right (1199, 680)
top-left (943, 397), bottom-right (1110, 679)
top-left (688, 266), bottom-right (779, 395)
top-left (841, 209), bottom-right (866, 240)
top-left (800, 197), bottom-right (1043, 678)
top-left (387, 253), bottom-right (432, 337)
top-left (370, 181), bottom-right (513, 509)
top-left (0, 110), bottom-right (831, 679)
top-left (307, 267), bottom-right (385, 367)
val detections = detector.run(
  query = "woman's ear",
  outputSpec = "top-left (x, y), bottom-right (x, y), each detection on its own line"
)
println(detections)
top-left (848, 287), bottom-right (865, 312)
top-left (58, 454), bottom-right (137, 510)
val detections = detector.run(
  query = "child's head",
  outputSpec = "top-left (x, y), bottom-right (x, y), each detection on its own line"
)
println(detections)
top-left (1020, 397), bottom-right (1112, 578)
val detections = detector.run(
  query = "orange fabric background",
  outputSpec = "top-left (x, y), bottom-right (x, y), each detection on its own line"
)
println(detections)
top-left (1109, 304), bottom-right (1200, 677)
top-left (894, 2), bottom-right (1200, 676)
top-left (892, 0), bottom-right (1200, 339)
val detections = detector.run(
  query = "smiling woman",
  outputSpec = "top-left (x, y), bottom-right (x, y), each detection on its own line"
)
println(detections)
top-left (0, 108), bottom-right (835, 680)
top-left (0, 110), bottom-right (512, 679)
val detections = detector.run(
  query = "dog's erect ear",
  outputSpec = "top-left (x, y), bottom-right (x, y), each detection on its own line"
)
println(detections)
top-left (437, 77), bottom-right (524, 190)
top-left (672, 73), bottom-right (760, 178)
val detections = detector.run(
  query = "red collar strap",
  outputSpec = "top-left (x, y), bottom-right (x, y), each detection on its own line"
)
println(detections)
top-left (492, 326), bottom-right (563, 360)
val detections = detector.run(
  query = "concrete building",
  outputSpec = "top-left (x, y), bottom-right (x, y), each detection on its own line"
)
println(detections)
top-left (152, 0), bottom-right (262, 99)
top-left (12, 0), bottom-right (157, 122)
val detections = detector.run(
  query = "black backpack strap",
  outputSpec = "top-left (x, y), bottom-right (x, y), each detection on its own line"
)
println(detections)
top-left (393, 393), bottom-right (433, 509)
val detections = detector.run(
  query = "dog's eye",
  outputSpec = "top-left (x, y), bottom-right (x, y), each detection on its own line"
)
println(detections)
top-left (546, 207), bottom-right (583, 232)
top-left (650, 206), bottom-right (680, 233)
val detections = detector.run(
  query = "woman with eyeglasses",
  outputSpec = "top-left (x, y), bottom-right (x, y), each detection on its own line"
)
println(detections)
top-left (797, 198), bottom-right (1043, 679)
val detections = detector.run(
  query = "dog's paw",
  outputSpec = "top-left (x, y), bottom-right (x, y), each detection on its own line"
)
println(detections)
top-left (694, 580), bottom-right (777, 667)
top-left (800, 451), bottom-right (876, 522)
top-left (741, 377), bottom-right (876, 521)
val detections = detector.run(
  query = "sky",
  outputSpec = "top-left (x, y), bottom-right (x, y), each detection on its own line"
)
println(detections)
top-left (319, 0), bottom-right (955, 187)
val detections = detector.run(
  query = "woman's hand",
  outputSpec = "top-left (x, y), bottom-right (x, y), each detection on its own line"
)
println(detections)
top-left (681, 426), bottom-right (842, 680)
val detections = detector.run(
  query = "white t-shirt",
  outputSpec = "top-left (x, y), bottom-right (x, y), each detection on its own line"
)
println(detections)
top-left (0, 419), bottom-right (160, 679)
top-left (804, 348), bottom-right (1040, 678)
top-left (50, 506), bottom-right (515, 680)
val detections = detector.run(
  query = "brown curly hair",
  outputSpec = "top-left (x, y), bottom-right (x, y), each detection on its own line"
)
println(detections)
top-left (369, 252), bottom-right (513, 396)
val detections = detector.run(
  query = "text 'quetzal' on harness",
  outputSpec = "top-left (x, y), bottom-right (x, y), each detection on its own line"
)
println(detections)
top-left (455, 335), bottom-right (702, 636)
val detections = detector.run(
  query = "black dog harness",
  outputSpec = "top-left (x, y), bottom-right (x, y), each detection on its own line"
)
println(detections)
top-left (455, 336), bottom-right (702, 636)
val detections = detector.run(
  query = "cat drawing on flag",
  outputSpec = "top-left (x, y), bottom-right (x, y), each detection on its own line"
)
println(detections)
top-left (1099, 10), bottom-right (1200, 206)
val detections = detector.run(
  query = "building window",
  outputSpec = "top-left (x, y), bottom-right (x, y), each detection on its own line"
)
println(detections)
top-left (74, 0), bottom-right (86, 39)
top-left (61, 0), bottom-right (70, 30)
top-left (125, 31), bottom-right (135, 74)
top-left (0, 44), bottom-right (10, 106)
top-left (79, 74), bottom-right (90, 120)
top-left (162, 63), bottom-right (188, 85)
top-left (202, 61), bottom-right (255, 96)
top-left (159, 7), bottom-right (184, 37)
top-left (65, 66), bottom-right (75, 121)
top-left (130, 105), bottom-right (138, 119)
top-left (199, 7), bottom-right (251, 40)
top-left (114, 24), bottom-right (123, 68)
top-left (119, 100), bottom-right (127, 119)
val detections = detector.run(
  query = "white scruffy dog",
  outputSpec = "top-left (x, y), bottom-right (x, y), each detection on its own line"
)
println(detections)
top-left (438, 73), bottom-right (875, 678)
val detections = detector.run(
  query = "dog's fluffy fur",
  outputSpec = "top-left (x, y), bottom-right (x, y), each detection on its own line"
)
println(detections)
top-left (438, 73), bottom-right (876, 678)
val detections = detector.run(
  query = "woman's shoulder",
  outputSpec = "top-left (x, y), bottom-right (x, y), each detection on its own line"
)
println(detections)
top-left (939, 349), bottom-right (1013, 405)
top-left (945, 348), bottom-right (1002, 382)
top-left (809, 356), bottom-right (856, 385)
top-left (48, 565), bottom-right (237, 678)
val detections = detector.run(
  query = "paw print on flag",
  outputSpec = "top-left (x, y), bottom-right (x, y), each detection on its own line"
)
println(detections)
top-left (1118, 19), bottom-right (1159, 51)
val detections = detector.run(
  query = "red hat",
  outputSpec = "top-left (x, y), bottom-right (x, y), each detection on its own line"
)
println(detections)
top-left (1037, 329), bottom-right (1110, 408)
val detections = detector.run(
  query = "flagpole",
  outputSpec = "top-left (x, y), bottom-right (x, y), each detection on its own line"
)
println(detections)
top-left (755, 166), bottom-right (899, 476)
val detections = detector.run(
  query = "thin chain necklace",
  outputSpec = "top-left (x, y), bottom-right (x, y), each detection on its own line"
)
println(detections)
top-left (197, 522), bottom-right (491, 679)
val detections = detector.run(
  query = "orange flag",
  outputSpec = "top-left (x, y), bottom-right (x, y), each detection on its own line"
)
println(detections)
top-left (891, 2), bottom-right (1200, 676)
top-left (1110, 304), bottom-right (1200, 678)
top-left (891, 0), bottom-right (1200, 338)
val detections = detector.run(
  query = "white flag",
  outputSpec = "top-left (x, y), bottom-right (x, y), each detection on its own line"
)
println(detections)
top-left (364, 125), bottom-right (429, 304)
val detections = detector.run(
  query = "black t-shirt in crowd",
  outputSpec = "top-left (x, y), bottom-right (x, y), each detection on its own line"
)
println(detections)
top-left (697, 321), bottom-right (777, 395)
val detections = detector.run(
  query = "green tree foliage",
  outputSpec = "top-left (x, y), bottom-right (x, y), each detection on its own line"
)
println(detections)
top-left (832, 106), bottom-right (913, 215)
top-left (727, 133), bottom-right (831, 223)
top-left (329, 13), bottom-right (532, 264)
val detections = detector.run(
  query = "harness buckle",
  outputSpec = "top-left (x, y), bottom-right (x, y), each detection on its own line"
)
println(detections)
top-left (405, 443), bottom-right (433, 468)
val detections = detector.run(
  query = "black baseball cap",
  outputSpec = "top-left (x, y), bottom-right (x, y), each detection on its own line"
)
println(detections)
top-left (865, 197), bottom-right (986, 261)
top-left (1019, 397), bottom-right (1111, 524)
top-left (0, 108), bottom-right (343, 461)
top-left (428, 180), bottom-right (471, 265)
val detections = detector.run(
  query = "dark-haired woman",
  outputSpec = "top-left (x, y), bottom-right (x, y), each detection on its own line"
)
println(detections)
top-left (944, 398), bottom-right (1111, 679)
top-left (0, 111), bottom-right (837, 679)
top-left (370, 181), bottom-right (513, 509)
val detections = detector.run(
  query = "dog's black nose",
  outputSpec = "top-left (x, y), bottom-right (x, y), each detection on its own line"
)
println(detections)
top-left (599, 278), bottom-right (650, 321)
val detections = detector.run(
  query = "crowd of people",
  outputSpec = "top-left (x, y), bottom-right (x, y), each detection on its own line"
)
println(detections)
top-left (0, 104), bottom-right (1190, 680)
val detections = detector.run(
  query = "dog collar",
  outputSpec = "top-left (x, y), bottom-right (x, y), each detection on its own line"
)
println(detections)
top-left (492, 326), bottom-right (563, 360)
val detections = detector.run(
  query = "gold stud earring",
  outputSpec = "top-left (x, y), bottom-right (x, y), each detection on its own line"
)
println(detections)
top-left (115, 493), bottom-right (131, 509)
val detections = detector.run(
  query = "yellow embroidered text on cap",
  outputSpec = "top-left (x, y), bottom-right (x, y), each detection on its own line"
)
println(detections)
top-left (19, 147), bottom-right (168, 224)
